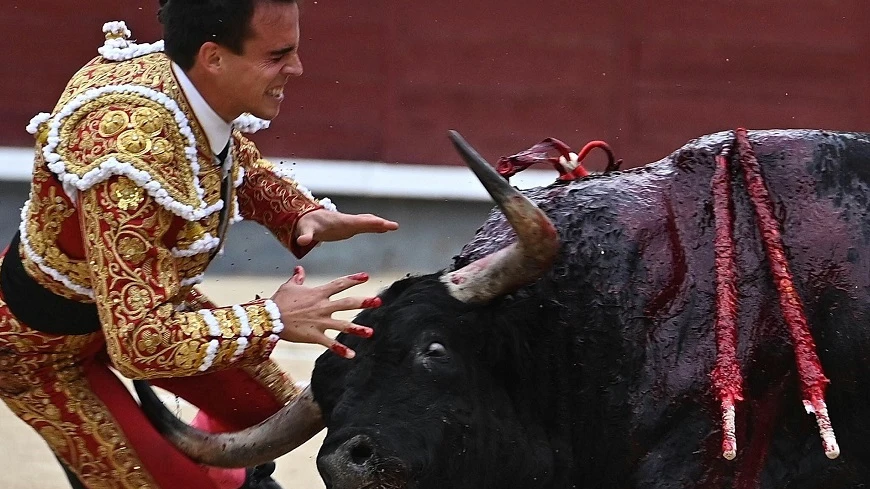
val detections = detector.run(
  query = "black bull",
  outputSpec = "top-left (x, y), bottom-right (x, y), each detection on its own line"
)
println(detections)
top-left (136, 129), bottom-right (870, 488)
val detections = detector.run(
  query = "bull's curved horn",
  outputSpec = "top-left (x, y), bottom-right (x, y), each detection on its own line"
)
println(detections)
top-left (134, 379), bottom-right (324, 468)
top-left (442, 130), bottom-right (559, 303)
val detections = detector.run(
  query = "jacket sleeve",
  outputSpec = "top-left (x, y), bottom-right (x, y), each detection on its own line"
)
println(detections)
top-left (79, 175), bottom-right (285, 380)
top-left (183, 287), bottom-right (219, 310)
top-left (234, 134), bottom-right (329, 258)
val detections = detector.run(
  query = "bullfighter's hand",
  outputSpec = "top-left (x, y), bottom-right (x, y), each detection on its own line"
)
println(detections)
top-left (296, 209), bottom-right (399, 247)
top-left (271, 266), bottom-right (380, 359)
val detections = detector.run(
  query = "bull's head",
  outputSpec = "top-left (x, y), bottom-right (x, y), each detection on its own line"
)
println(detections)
top-left (135, 131), bottom-right (560, 488)
top-left (312, 275), bottom-right (565, 489)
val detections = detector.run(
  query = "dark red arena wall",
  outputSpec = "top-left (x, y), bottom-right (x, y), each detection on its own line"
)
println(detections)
top-left (2, 1), bottom-right (869, 170)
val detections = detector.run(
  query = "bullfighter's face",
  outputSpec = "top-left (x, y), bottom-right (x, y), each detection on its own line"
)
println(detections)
top-left (215, 1), bottom-right (303, 121)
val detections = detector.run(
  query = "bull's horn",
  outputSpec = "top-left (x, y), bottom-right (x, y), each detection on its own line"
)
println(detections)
top-left (442, 130), bottom-right (559, 303)
top-left (134, 379), bottom-right (324, 468)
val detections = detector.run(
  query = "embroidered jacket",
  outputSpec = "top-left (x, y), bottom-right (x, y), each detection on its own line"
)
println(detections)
top-left (18, 29), bottom-right (330, 379)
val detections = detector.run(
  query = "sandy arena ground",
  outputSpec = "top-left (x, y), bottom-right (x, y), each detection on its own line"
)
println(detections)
top-left (0, 273), bottom-right (404, 489)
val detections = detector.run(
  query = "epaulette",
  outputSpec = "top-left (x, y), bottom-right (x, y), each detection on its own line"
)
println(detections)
top-left (38, 88), bottom-right (220, 222)
top-left (97, 21), bottom-right (165, 62)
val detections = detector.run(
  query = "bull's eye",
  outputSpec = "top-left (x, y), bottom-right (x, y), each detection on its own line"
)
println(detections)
top-left (415, 340), bottom-right (453, 372)
top-left (425, 342), bottom-right (447, 357)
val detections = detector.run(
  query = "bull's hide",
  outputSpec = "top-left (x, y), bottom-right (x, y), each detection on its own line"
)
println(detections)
top-left (311, 129), bottom-right (870, 489)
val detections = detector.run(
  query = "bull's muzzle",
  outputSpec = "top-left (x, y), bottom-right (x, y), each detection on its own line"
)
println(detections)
top-left (318, 434), bottom-right (410, 489)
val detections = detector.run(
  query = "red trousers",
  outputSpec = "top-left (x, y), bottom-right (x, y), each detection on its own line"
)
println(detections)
top-left (0, 253), bottom-right (295, 489)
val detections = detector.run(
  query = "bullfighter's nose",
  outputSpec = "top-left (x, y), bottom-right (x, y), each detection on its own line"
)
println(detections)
top-left (317, 434), bottom-right (378, 488)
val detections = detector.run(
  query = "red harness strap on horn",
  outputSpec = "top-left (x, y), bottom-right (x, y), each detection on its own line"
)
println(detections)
top-left (711, 128), bottom-right (839, 461)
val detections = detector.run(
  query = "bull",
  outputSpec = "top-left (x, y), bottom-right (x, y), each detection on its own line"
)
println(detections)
top-left (136, 128), bottom-right (870, 488)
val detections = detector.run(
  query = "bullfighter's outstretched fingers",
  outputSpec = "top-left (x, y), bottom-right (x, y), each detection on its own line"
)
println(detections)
top-left (326, 296), bottom-right (382, 314)
top-left (327, 339), bottom-right (356, 359)
top-left (290, 265), bottom-right (305, 285)
top-left (342, 324), bottom-right (374, 339)
top-left (317, 272), bottom-right (370, 296)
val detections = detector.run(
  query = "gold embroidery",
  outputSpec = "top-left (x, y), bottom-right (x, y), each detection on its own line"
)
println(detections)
top-left (47, 53), bottom-right (220, 215)
top-left (175, 313), bottom-right (207, 339)
top-left (242, 360), bottom-right (298, 405)
top-left (212, 309), bottom-right (240, 338)
top-left (21, 255), bottom-right (89, 302)
top-left (16, 53), bottom-right (276, 379)
top-left (236, 143), bottom-right (322, 255)
top-left (251, 158), bottom-right (275, 171)
top-left (116, 129), bottom-right (152, 156)
top-left (36, 127), bottom-right (50, 146)
top-left (245, 305), bottom-right (270, 337)
top-left (55, 94), bottom-right (199, 211)
top-left (182, 288), bottom-right (216, 311)
top-left (135, 327), bottom-right (162, 355)
top-left (117, 236), bottom-right (147, 264)
top-left (21, 172), bottom-right (92, 300)
top-left (175, 252), bottom-right (210, 281)
top-left (20, 53), bottom-right (234, 299)
top-left (131, 107), bottom-right (164, 137)
top-left (0, 284), bottom-right (155, 488)
top-left (212, 342), bottom-right (238, 366)
top-left (176, 221), bottom-right (206, 248)
top-left (199, 172), bottom-right (221, 196)
top-left (79, 181), bottom-right (276, 378)
top-left (151, 137), bottom-right (173, 164)
top-left (98, 110), bottom-right (130, 138)
top-left (173, 341), bottom-right (209, 371)
top-left (180, 227), bottom-right (204, 249)
top-left (156, 304), bottom-right (174, 319)
top-left (111, 178), bottom-right (145, 211)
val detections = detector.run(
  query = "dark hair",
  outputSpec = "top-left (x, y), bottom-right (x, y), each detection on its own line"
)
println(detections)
top-left (158, 0), bottom-right (297, 70)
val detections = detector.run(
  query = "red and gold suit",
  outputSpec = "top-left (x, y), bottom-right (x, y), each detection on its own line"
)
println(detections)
top-left (0, 33), bottom-right (327, 489)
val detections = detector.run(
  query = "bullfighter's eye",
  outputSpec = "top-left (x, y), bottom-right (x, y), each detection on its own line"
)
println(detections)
top-left (425, 342), bottom-right (447, 357)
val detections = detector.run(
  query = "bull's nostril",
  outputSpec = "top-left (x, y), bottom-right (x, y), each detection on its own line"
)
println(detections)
top-left (349, 443), bottom-right (374, 465)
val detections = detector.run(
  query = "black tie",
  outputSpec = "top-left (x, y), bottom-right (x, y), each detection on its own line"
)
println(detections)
top-left (216, 142), bottom-right (230, 165)
top-left (212, 141), bottom-right (232, 259)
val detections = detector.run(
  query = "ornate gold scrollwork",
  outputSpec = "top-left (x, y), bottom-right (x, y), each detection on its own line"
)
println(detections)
top-left (150, 137), bottom-right (174, 164)
top-left (131, 107), bottom-right (165, 137)
top-left (98, 110), bottom-right (130, 138)
top-left (116, 129), bottom-right (152, 156)
top-left (112, 178), bottom-right (146, 211)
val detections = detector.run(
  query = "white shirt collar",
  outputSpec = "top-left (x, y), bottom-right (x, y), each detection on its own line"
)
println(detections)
top-left (171, 62), bottom-right (232, 157)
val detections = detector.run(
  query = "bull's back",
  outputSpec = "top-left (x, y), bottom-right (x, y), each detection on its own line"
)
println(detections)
top-left (455, 129), bottom-right (870, 487)
top-left (555, 129), bottom-right (870, 487)
top-left (648, 129), bottom-right (870, 488)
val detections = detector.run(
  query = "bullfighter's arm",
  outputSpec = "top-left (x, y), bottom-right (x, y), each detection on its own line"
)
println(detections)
top-left (78, 175), bottom-right (285, 380)
top-left (233, 132), bottom-right (334, 258)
